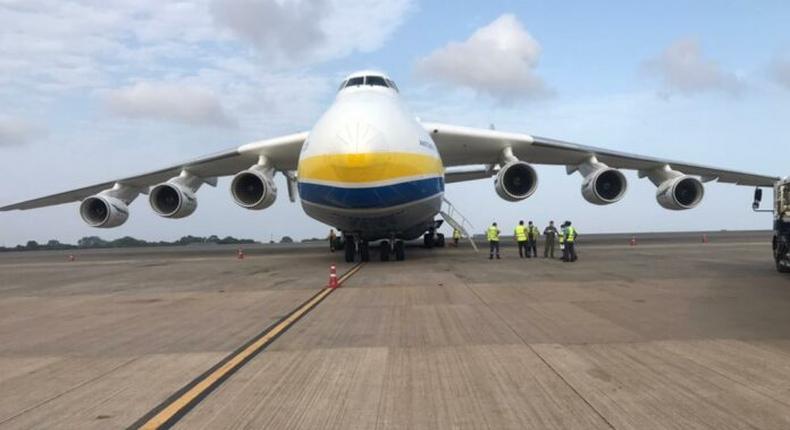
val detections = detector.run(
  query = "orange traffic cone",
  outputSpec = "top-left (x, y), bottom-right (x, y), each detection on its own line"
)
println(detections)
top-left (237, 248), bottom-right (245, 259)
top-left (68, 255), bottom-right (76, 262)
top-left (328, 265), bottom-right (338, 289)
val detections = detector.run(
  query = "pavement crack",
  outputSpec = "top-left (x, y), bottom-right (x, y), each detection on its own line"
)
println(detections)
top-left (462, 281), bottom-right (617, 430)
top-left (0, 356), bottom-right (140, 426)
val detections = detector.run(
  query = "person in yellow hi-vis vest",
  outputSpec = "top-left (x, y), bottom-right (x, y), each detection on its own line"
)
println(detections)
top-left (514, 221), bottom-right (528, 258)
top-left (452, 228), bottom-right (461, 247)
top-left (564, 221), bottom-right (578, 262)
top-left (487, 222), bottom-right (501, 259)
top-left (527, 221), bottom-right (540, 258)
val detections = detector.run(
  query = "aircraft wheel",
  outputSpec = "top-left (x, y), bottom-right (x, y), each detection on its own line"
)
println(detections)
top-left (435, 233), bottom-right (445, 248)
top-left (380, 241), bottom-right (390, 262)
top-left (423, 233), bottom-right (434, 249)
top-left (360, 241), bottom-right (370, 262)
top-left (344, 237), bottom-right (355, 263)
top-left (395, 240), bottom-right (405, 261)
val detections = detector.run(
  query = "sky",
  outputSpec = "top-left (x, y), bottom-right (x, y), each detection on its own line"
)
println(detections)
top-left (1, 0), bottom-right (789, 246)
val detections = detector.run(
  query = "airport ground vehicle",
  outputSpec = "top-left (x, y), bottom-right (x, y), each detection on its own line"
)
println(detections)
top-left (754, 179), bottom-right (790, 273)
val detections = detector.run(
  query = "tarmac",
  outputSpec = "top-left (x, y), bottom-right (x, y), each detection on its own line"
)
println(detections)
top-left (1, 231), bottom-right (789, 429)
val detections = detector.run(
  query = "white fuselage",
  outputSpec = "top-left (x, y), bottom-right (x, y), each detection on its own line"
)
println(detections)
top-left (296, 85), bottom-right (444, 240)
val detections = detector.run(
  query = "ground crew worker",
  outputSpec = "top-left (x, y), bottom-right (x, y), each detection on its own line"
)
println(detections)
top-left (565, 221), bottom-right (578, 262)
top-left (452, 228), bottom-right (461, 247)
top-left (543, 221), bottom-right (558, 258)
top-left (487, 222), bottom-right (501, 259)
top-left (514, 221), bottom-right (528, 258)
top-left (329, 229), bottom-right (337, 252)
top-left (527, 221), bottom-right (540, 258)
top-left (559, 222), bottom-right (568, 261)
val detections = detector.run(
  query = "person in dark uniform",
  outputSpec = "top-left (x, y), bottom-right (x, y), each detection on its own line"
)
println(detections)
top-left (543, 220), bottom-right (558, 258)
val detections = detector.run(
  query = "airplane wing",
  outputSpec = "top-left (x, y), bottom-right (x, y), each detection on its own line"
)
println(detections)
top-left (0, 132), bottom-right (308, 211)
top-left (426, 122), bottom-right (779, 187)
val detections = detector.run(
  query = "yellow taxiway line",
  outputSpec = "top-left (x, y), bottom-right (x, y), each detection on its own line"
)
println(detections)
top-left (132, 263), bottom-right (364, 430)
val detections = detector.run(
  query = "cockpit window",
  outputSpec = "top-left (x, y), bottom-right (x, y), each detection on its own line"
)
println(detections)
top-left (345, 76), bottom-right (364, 87)
top-left (386, 79), bottom-right (399, 92)
top-left (340, 75), bottom-right (398, 92)
top-left (365, 76), bottom-right (388, 87)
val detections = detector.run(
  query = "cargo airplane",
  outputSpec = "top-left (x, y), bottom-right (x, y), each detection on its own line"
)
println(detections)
top-left (0, 70), bottom-right (780, 262)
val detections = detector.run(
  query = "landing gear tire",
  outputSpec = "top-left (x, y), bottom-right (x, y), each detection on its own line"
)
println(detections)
top-left (394, 240), bottom-right (405, 261)
top-left (423, 233), bottom-right (434, 249)
top-left (380, 241), bottom-right (390, 262)
top-left (360, 241), bottom-right (370, 262)
top-left (435, 233), bottom-right (445, 248)
top-left (344, 236), bottom-right (355, 263)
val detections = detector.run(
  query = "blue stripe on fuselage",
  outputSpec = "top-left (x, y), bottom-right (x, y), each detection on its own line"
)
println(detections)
top-left (298, 177), bottom-right (444, 209)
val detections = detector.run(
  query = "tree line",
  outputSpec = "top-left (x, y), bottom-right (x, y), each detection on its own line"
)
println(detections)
top-left (0, 235), bottom-right (258, 252)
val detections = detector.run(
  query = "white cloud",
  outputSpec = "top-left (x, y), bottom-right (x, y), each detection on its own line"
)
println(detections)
top-left (0, 116), bottom-right (45, 146)
top-left (104, 82), bottom-right (237, 127)
top-left (769, 56), bottom-right (790, 90)
top-left (210, 0), bottom-right (414, 66)
top-left (642, 38), bottom-right (744, 97)
top-left (414, 14), bottom-right (552, 103)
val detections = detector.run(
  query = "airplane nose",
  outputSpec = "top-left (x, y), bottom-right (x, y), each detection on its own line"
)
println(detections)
top-left (336, 121), bottom-right (388, 154)
top-left (331, 121), bottom-right (390, 173)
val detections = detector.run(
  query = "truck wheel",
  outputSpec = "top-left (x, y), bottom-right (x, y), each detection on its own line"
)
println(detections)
top-left (775, 239), bottom-right (790, 273)
top-left (436, 233), bottom-right (445, 248)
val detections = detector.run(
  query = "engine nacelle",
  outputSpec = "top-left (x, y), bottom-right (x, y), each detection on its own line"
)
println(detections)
top-left (581, 168), bottom-right (627, 205)
top-left (656, 176), bottom-right (704, 210)
top-left (231, 166), bottom-right (277, 209)
top-left (149, 182), bottom-right (197, 218)
top-left (495, 161), bottom-right (538, 202)
top-left (79, 195), bottom-right (129, 228)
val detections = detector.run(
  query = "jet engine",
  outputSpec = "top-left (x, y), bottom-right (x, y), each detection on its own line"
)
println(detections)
top-left (79, 195), bottom-right (129, 228)
top-left (656, 176), bottom-right (704, 210)
top-left (149, 182), bottom-right (197, 218)
top-left (494, 161), bottom-right (538, 202)
top-left (231, 165), bottom-right (277, 209)
top-left (581, 168), bottom-right (628, 205)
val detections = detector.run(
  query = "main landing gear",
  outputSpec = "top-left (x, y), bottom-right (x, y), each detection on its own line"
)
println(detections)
top-left (423, 230), bottom-right (445, 249)
top-left (379, 239), bottom-right (405, 262)
top-left (344, 234), bottom-right (406, 263)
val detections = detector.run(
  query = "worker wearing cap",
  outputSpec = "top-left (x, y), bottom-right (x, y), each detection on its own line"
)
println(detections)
top-left (487, 222), bottom-right (501, 259)
top-left (527, 221), bottom-right (540, 258)
top-left (543, 221), bottom-right (558, 258)
top-left (514, 221), bottom-right (528, 258)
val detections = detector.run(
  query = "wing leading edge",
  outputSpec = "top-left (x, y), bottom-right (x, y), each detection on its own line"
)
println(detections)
top-left (0, 132), bottom-right (308, 211)
top-left (425, 122), bottom-right (779, 187)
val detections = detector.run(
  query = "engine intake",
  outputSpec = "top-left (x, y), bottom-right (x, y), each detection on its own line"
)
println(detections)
top-left (582, 168), bottom-right (627, 205)
top-left (149, 183), bottom-right (197, 218)
top-left (79, 195), bottom-right (129, 228)
top-left (656, 176), bottom-right (704, 210)
top-left (231, 166), bottom-right (277, 209)
top-left (495, 161), bottom-right (538, 201)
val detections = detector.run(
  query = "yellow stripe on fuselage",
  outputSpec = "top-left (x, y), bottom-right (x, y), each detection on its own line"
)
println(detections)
top-left (298, 152), bottom-right (443, 184)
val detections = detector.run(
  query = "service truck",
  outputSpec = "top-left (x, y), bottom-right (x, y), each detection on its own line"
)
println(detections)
top-left (754, 179), bottom-right (790, 273)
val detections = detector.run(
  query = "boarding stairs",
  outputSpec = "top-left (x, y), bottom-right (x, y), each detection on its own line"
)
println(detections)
top-left (440, 197), bottom-right (478, 252)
